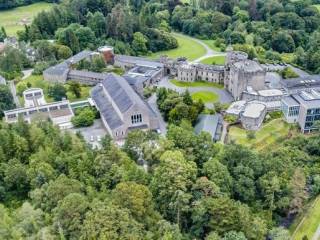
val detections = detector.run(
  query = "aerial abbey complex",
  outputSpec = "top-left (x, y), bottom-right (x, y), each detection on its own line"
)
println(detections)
top-left (4, 45), bottom-right (320, 138)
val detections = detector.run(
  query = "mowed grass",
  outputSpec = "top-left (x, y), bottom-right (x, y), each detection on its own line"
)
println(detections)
top-left (20, 75), bottom-right (91, 103)
top-left (191, 91), bottom-right (219, 103)
top-left (200, 39), bottom-right (223, 52)
top-left (148, 33), bottom-right (206, 61)
top-left (291, 196), bottom-right (320, 240)
top-left (228, 119), bottom-right (291, 151)
top-left (170, 79), bottom-right (224, 89)
top-left (201, 55), bottom-right (226, 65)
top-left (0, 2), bottom-right (53, 36)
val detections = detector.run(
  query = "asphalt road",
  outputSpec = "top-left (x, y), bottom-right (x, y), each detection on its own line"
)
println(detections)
top-left (8, 81), bottom-right (20, 108)
top-left (147, 93), bottom-right (167, 136)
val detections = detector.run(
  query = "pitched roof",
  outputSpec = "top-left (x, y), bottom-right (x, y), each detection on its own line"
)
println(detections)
top-left (91, 73), bottom-right (156, 130)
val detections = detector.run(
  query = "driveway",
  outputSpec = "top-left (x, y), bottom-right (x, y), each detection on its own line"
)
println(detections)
top-left (156, 77), bottom-right (233, 106)
top-left (147, 93), bottom-right (167, 136)
top-left (70, 119), bottom-right (107, 149)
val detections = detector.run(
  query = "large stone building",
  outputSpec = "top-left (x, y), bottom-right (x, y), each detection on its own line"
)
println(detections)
top-left (91, 73), bottom-right (159, 140)
top-left (4, 88), bottom-right (74, 129)
top-left (224, 51), bottom-right (266, 100)
top-left (177, 63), bottom-right (224, 84)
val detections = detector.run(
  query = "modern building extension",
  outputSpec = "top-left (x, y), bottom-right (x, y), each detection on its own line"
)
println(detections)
top-left (4, 88), bottom-right (74, 129)
top-left (282, 90), bottom-right (320, 133)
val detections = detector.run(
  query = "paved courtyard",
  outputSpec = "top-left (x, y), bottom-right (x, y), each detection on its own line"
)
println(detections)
top-left (70, 119), bottom-right (108, 149)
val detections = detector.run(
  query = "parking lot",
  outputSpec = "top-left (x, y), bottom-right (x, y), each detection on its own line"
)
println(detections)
top-left (70, 119), bottom-right (108, 149)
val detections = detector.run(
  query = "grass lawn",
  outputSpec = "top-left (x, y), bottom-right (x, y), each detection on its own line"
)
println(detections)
top-left (148, 33), bottom-right (206, 61)
top-left (170, 79), bottom-right (224, 89)
top-left (228, 119), bottom-right (292, 151)
top-left (0, 2), bottom-right (54, 36)
top-left (291, 196), bottom-right (320, 240)
top-left (201, 55), bottom-right (226, 65)
top-left (191, 91), bottom-right (219, 103)
top-left (200, 39), bottom-right (223, 52)
top-left (20, 75), bottom-right (91, 104)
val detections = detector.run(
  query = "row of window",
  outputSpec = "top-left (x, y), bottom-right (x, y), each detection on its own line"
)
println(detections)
top-left (6, 104), bottom-right (69, 119)
top-left (131, 114), bottom-right (142, 124)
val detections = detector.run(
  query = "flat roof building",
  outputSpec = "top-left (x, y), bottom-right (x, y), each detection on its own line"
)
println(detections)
top-left (282, 89), bottom-right (320, 133)
top-left (240, 102), bottom-right (267, 130)
top-left (194, 114), bottom-right (222, 141)
top-left (280, 75), bottom-right (320, 94)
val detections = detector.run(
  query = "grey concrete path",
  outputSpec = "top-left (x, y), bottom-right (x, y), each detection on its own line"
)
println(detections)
top-left (8, 81), bottom-right (20, 107)
top-left (22, 69), bottom-right (34, 80)
top-left (173, 32), bottom-right (226, 64)
top-left (156, 77), bottom-right (233, 105)
top-left (147, 93), bottom-right (167, 136)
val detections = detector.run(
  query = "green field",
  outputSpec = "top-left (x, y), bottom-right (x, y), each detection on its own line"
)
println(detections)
top-left (149, 33), bottom-right (206, 61)
top-left (200, 39), bottom-right (223, 52)
top-left (18, 75), bottom-right (91, 104)
top-left (170, 79), bottom-right (224, 89)
top-left (291, 196), bottom-right (320, 240)
top-left (0, 2), bottom-right (53, 36)
top-left (191, 91), bottom-right (219, 103)
top-left (228, 119), bottom-right (291, 150)
top-left (201, 55), bottom-right (226, 65)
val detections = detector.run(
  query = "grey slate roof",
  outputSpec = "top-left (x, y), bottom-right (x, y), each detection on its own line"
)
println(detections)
top-left (44, 50), bottom-right (93, 76)
top-left (68, 69), bottom-right (107, 80)
top-left (44, 62), bottom-right (69, 76)
top-left (194, 114), bottom-right (222, 141)
top-left (91, 85), bottom-right (124, 130)
top-left (91, 73), bottom-right (156, 130)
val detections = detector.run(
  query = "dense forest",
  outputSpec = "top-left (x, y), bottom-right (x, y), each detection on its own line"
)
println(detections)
top-left (8, 0), bottom-right (320, 74)
top-left (0, 119), bottom-right (319, 239)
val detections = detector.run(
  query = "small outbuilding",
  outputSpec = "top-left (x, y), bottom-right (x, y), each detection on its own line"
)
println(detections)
top-left (194, 114), bottom-right (222, 141)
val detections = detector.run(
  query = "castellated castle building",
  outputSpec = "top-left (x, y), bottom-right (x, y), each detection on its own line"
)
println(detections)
top-left (163, 50), bottom-right (267, 101)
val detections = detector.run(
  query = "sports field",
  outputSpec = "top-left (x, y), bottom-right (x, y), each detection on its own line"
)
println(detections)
top-left (0, 2), bottom-right (53, 36)
top-left (149, 33), bottom-right (206, 61)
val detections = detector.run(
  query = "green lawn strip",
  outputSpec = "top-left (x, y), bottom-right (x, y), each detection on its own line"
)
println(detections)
top-left (0, 2), bottom-right (54, 36)
top-left (191, 91), bottom-right (219, 103)
top-left (170, 79), bottom-right (224, 89)
top-left (148, 33), bottom-right (206, 61)
top-left (200, 55), bottom-right (226, 65)
top-left (228, 119), bottom-right (290, 149)
top-left (291, 196), bottom-right (320, 240)
top-left (200, 39), bottom-right (223, 52)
